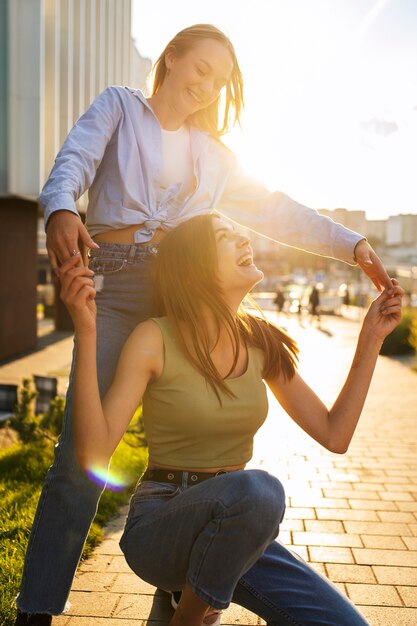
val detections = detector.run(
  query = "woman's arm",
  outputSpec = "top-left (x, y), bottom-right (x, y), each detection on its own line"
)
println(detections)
top-left (59, 255), bottom-right (162, 470)
top-left (266, 281), bottom-right (403, 453)
top-left (216, 151), bottom-right (391, 291)
top-left (41, 87), bottom-right (123, 272)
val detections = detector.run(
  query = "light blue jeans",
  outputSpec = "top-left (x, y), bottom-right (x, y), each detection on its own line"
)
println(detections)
top-left (16, 243), bottom-right (159, 614)
top-left (120, 470), bottom-right (370, 626)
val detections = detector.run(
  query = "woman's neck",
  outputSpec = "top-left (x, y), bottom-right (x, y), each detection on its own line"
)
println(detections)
top-left (147, 93), bottom-right (187, 131)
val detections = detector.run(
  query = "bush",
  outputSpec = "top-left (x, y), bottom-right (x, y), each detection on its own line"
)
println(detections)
top-left (9, 378), bottom-right (63, 444)
top-left (380, 308), bottom-right (417, 355)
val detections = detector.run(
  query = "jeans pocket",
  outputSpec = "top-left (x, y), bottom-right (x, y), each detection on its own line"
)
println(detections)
top-left (132, 480), bottom-right (181, 502)
top-left (88, 256), bottom-right (126, 275)
top-left (122, 481), bottom-right (180, 537)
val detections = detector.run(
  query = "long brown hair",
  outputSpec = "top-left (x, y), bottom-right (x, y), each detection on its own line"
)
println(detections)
top-left (150, 24), bottom-right (244, 139)
top-left (154, 214), bottom-right (298, 402)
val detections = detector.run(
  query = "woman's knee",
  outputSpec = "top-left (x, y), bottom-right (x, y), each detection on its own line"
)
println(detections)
top-left (230, 470), bottom-right (286, 530)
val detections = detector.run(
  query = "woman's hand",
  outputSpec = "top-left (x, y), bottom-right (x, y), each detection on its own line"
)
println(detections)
top-left (46, 210), bottom-right (99, 275)
top-left (363, 279), bottom-right (404, 341)
top-left (354, 240), bottom-right (392, 292)
top-left (59, 254), bottom-right (97, 335)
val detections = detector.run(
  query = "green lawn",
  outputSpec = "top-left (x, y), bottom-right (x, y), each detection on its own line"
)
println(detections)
top-left (0, 431), bottom-right (147, 625)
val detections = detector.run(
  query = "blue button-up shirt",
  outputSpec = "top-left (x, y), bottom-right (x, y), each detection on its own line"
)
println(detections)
top-left (39, 86), bottom-right (362, 263)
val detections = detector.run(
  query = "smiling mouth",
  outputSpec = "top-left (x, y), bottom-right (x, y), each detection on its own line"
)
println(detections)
top-left (237, 253), bottom-right (254, 267)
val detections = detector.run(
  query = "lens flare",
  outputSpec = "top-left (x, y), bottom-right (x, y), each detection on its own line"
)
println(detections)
top-left (85, 464), bottom-right (129, 492)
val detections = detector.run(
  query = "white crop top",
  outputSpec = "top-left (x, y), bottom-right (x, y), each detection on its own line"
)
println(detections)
top-left (159, 126), bottom-right (195, 201)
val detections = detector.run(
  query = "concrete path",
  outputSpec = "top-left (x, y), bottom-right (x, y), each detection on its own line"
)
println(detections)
top-left (2, 314), bottom-right (417, 625)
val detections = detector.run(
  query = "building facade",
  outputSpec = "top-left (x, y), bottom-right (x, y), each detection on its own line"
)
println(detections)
top-left (1, 0), bottom-right (150, 360)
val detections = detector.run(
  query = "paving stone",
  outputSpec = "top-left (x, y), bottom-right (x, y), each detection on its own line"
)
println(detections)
top-left (283, 507), bottom-right (316, 519)
top-left (348, 499), bottom-right (397, 511)
top-left (353, 548), bottom-right (417, 567)
top-left (50, 617), bottom-right (70, 626)
top-left (343, 521), bottom-right (412, 536)
top-left (280, 518), bottom-right (304, 531)
top-left (385, 481), bottom-right (417, 490)
top-left (345, 583), bottom-right (402, 606)
top-left (292, 531), bottom-right (362, 548)
top-left (77, 555), bottom-right (113, 572)
top-left (379, 490), bottom-right (414, 501)
top-left (324, 488), bottom-right (380, 500)
top-left (373, 566), bottom-right (417, 585)
top-left (353, 482), bottom-right (386, 491)
top-left (287, 544), bottom-right (309, 561)
top-left (309, 546), bottom-right (354, 564)
top-left (316, 508), bottom-right (379, 521)
top-left (361, 535), bottom-right (407, 550)
top-left (398, 501), bottom-right (417, 512)
top-left (360, 606), bottom-right (417, 626)
top-left (290, 496), bottom-right (349, 508)
top-left (304, 520), bottom-right (344, 533)
top-left (93, 539), bottom-right (123, 555)
top-left (65, 591), bottom-right (119, 617)
top-left (110, 573), bottom-right (157, 594)
top-left (396, 586), bottom-right (417, 608)
top-left (71, 572), bottom-right (117, 592)
top-left (377, 511), bottom-right (416, 523)
top-left (325, 564), bottom-right (376, 583)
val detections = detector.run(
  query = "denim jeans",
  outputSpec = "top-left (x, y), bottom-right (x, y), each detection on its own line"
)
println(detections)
top-left (120, 470), bottom-right (369, 626)
top-left (16, 243), bottom-right (159, 614)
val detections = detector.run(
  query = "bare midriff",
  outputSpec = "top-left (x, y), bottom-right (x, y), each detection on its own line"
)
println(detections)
top-left (93, 224), bottom-right (166, 245)
top-left (148, 459), bottom-right (246, 473)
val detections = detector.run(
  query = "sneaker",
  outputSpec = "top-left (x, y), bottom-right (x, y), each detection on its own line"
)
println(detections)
top-left (14, 610), bottom-right (52, 626)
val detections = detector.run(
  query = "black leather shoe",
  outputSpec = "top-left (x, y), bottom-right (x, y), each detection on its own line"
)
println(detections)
top-left (14, 610), bottom-right (52, 626)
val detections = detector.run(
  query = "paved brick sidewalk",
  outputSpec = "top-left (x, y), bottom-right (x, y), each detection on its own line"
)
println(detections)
top-left (3, 315), bottom-right (417, 625)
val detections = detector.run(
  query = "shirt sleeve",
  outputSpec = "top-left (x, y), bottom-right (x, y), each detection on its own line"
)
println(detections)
top-left (39, 86), bottom-right (123, 227)
top-left (216, 153), bottom-right (364, 265)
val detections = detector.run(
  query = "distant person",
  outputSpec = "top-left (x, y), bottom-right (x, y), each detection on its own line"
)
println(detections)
top-left (59, 214), bottom-right (403, 626)
top-left (343, 287), bottom-right (351, 307)
top-left (274, 286), bottom-right (286, 313)
top-left (309, 284), bottom-right (321, 323)
top-left (16, 23), bottom-right (393, 626)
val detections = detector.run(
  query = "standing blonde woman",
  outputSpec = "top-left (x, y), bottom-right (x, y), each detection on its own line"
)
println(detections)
top-left (60, 213), bottom-right (401, 626)
top-left (16, 24), bottom-right (391, 625)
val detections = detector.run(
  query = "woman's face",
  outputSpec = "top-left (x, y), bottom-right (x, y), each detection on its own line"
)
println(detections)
top-left (213, 218), bottom-right (264, 298)
top-left (164, 39), bottom-right (233, 117)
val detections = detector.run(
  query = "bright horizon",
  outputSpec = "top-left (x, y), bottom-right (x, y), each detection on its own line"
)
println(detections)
top-left (131, 0), bottom-right (417, 222)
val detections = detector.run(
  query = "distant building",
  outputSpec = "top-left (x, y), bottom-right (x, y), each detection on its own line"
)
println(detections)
top-left (366, 219), bottom-right (387, 245)
top-left (318, 208), bottom-right (367, 236)
top-left (386, 214), bottom-right (417, 247)
top-left (1, 0), bottom-right (151, 360)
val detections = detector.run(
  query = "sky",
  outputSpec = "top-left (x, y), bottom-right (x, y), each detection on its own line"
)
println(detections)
top-left (131, 0), bottom-right (417, 221)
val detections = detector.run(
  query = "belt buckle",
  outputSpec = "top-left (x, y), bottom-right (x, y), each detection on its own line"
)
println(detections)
top-left (215, 470), bottom-right (227, 476)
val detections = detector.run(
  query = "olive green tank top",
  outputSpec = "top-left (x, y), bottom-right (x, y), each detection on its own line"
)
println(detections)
top-left (142, 317), bottom-right (269, 468)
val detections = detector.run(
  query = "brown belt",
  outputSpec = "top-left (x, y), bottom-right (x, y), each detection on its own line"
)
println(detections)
top-left (141, 468), bottom-right (230, 487)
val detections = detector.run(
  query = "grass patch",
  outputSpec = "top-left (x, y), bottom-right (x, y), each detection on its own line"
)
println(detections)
top-left (0, 431), bottom-right (147, 625)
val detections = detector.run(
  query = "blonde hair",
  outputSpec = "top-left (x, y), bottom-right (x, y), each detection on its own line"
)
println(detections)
top-left (151, 24), bottom-right (244, 139)
top-left (154, 215), bottom-right (298, 402)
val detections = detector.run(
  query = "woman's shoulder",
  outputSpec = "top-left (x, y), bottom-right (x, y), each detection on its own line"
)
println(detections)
top-left (92, 85), bottom-right (149, 111)
top-left (128, 318), bottom-right (166, 351)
